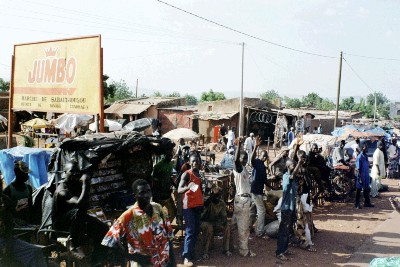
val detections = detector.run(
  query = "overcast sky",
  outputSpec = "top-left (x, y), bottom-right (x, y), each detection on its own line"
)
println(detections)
top-left (0, 0), bottom-right (399, 101)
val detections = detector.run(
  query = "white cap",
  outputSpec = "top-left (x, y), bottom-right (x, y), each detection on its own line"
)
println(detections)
top-left (250, 132), bottom-right (254, 137)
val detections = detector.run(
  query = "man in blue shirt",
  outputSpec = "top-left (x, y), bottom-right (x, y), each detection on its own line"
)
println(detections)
top-left (276, 158), bottom-right (303, 261)
top-left (250, 136), bottom-right (269, 237)
top-left (355, 144), bottom-right (374, 209)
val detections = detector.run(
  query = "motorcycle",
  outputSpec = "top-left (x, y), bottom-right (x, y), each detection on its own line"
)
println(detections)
top-left (327, 165), bottom-right (354, 199)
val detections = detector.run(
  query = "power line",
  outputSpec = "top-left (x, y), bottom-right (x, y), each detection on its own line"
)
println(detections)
top-left (343, 57), bottom-right (374, 93)
top-left (344, 52), bottom-right (400, 62)
top-left (156, 0), bottom-right (337, 59)
top-left (1, 2), bottom-right (239, 46)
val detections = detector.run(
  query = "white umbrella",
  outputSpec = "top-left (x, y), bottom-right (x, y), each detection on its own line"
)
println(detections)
top-left (89, 119), bottom-right (122, 132)
top-left (54, 113), bottom-right (93, 133)
top-left (163, 128), bottom-right (199, 141)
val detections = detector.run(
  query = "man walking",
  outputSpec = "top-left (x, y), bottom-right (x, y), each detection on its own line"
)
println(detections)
top-left (244, 133), bottom-right (255, 165)
top-left (371, 141), bottom-right (386, 198)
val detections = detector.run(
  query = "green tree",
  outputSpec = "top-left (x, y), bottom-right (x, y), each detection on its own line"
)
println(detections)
top-left (365, 92), bottom-right (390, 119)
top-left (200, 89), bottom-right (226, 102)
top-left (317, 98), bottom-right (335, 110)
top-left (185, 94), bottom-right (198, 105)
top-left (106, 80), bottom-right (132, 102)
top-left (260, 90), bottom-right (280, 102)
top-left (302, 92), bottom-right (322, 107)
top-left (284, 97), bottom-right (302, 108)
top-left (152, 91), bottom-right (162, 97)
top-left (340, 97), bottom-right (355, 111)
top-left (0, 78), bottom-right (10, 92)
top-left (166, 91), bottom-right (181, 97)
top-left (103, 74), bottom-right (116, 100)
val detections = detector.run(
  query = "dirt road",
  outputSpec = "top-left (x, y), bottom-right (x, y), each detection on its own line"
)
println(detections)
top-left (175, 146), bottom-right (400, 267)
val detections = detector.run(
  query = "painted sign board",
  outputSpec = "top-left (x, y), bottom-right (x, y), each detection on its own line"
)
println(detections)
top-left (12, 35), bottom-right (101, 114)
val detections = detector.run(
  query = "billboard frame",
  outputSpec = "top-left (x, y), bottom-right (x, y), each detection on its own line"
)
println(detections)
top-left (8, 35), bottom-right (104, 148)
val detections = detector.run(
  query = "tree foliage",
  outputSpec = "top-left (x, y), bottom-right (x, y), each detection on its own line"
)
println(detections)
top-left (0, 78), bottom-right (10, 92)
top-left (260, 90), bottom-right (280, 101)
top-left (185, 94), bottom-right (198, 105)
top-left (105, 79), bottom-right (132, 103)
top-left (103, 75), bottom-right (116, 100)
top-left (340, 97), bottom-right (355, 111)
top-left (316, 98), bottom-right (335, 110)
top-left (302, 92), bottom-right (322, 107)
top-left (166, 91), bottom-right (181, 97)
top-left (152, 91), bottom-right (162, 97)
top-left (284, 97), bottom-right (302, 108)
top-left (200, 89), bottom-right (225, 102)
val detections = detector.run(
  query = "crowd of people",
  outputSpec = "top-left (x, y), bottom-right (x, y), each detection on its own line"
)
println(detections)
top-left (1, 125), bottom-right (399, 266)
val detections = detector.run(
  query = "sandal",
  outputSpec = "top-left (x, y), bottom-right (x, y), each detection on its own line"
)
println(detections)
top-left (305, 245), bottom-right (317, 252)
top-left (276, 253), bottom-right (289, 261)
top-left (243, 250), bottom-right (256, 257)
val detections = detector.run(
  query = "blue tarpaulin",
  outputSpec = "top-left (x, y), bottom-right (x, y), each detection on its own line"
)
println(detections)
top-left (331, 125), bottom-right (389, 141)
top-left (0, 146), bottom-right (53, 188)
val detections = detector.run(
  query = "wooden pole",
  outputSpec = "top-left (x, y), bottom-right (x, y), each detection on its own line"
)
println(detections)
top-left (7, 55), bottom-right (15, 148)
top-left (136, 79), bottom-right (138, 98)
top-left (99, 45), bottom-right (105, 132)
top-left (238, 42), bottom-right (245, 136)
top-left (334, 51), bottom-right (343, 129)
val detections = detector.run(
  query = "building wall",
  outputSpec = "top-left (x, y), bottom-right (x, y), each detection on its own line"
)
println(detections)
top-left (158, 110), bottom-right (194, 133)
top-left (311, 119), bottom-right (334, 135)
top-left (197, 97), bottom-right (274, 113)
top-left (198, 116), bottom-right (238, 143)
top-left (390, 102), bottom-right (400, 118)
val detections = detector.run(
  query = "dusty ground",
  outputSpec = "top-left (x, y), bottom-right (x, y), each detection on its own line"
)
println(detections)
top-left (174, 147), bottom-right (400, 267)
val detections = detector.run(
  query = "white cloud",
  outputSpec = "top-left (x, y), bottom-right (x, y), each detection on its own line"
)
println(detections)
top-left (324, 8), bottom-right (337, 16)
top-left (357, 7), bottom-right (370, 18)
top-left (386, 30), bottom-right (393, 37)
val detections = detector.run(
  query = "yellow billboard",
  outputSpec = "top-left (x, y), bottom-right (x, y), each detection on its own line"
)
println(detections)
top-left (12, 35), bottom-right (102, 114)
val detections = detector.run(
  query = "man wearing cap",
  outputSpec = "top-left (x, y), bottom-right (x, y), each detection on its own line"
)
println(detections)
top-left (244, 133), bottom-right (255, 165)
top-left (3, 160), bottom-right (33, 226)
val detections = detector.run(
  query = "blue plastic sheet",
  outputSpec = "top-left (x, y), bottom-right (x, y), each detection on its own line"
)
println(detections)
top-left (370, 257), bottom-right (400, 267)
top-left (0, 146), bottom-right (53, 188)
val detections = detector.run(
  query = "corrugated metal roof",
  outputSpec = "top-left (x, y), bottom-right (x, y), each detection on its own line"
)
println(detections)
top-left (157, 105), bottom-right (198, 111)
top-left (104, 103), bottom-right (151, 115)
top-left (191, 111), bottom-right (239, 120)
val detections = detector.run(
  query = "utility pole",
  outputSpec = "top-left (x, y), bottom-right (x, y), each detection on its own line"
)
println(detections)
top-left (238, 42), bottom-right (245, 137)
top-left (135, 79), bottom-right (138, 98)
top-left (373, 91), bottom-right (377, 122)
top-left (334, 51), bottom-right (343, 129)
